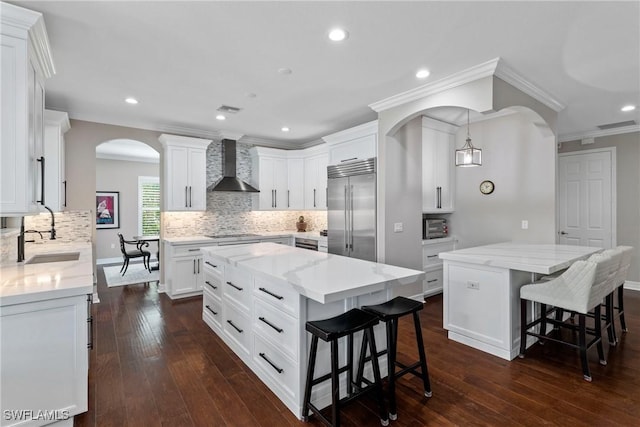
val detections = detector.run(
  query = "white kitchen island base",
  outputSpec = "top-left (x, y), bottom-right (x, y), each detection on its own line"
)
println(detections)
top-left (200, 243), bottom-right (423, 419)
top-left (440, 243), bottom-right (601, 361)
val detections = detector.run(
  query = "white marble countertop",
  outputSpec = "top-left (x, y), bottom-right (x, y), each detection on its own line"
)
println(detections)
top-left (439, 242), bottom-right (602, 274)
top-left (422, 236), bottom-right (455, 246)
top-left (202, 242), bottom-right (423, 304)
top-left (0, 241), bottom-right (93, 306)
top-left (163, 231), bottom-right (327, 245)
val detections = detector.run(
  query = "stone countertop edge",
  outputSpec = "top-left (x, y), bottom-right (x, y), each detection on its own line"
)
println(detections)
top-left (163, 231), bottom-right (328, 245)
top-left (201, 243), bottom-right (423, 304)
top-left (0, 240), bottom-right (93, 306)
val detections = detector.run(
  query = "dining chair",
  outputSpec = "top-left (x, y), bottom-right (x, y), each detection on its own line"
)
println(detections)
top-left (117, 233), bottom-right (151, 275)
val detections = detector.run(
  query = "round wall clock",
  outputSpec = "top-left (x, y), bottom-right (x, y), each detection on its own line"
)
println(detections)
top-left (480, 180), bottom-right (495, 195)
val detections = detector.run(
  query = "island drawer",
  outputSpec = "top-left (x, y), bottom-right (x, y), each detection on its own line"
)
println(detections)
top-left (223, 265), bottom-right (252, 312)
top-left (204, 273), bottom-right (222, 300)
top-left (253, 276), bottom-right (300, 318)
top-left (253, 299), bottom-right (298, 360)
top-left (223, 303), bottom-right (251, 358)
top-left (253, 334), bottom-right (297, 401)
top-left (203, 292), bottom-right (222, 332)
top-left (203, 255), bottom-right (224, 277)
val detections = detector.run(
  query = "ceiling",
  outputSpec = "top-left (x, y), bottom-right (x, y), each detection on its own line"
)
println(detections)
top-left (11, 1), bottom-right (640, 147)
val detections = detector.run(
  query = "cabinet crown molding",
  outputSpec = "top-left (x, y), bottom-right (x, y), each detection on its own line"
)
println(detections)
top-left (45, 109), bottom-right (70, 133)
top-left (1, 2), bottom-right (56, 79)
top-left (322, 120), bottom-right (378, 145)
top-left (159, 133), bottom-right (212, 149)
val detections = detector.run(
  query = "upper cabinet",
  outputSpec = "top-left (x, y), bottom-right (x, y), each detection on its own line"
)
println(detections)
top-left (286, 155), bottom-right (305, 210)
top-left (0, 3), bottom-right (55, 216)
top-left (303, 146), bottom-right (328, 210)
top-left (422, 117), bottom-right (459, 213)
top-left (323, 120), bottom-right (378, 166)
top-left (250, 147), bottom-right (289, 210)
top-left (44, 110), bottom-right (70, 212)
top-left (159, 134), bottom-right (212, 212)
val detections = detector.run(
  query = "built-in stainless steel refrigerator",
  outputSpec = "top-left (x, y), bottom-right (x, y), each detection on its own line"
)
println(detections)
top-left (327, 158), bottom-right (376, 261)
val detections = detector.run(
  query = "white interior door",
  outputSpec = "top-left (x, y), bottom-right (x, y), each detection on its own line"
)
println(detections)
top-left (558, 148), bottom-right (615, 248)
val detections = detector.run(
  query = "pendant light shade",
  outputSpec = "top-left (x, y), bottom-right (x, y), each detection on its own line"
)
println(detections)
top-left (455, 109), bottom-right (482, 167)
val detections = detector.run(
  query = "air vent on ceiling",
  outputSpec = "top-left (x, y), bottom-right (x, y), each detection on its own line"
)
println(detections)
top-left (596, 120), bottom-right (636, 130)
top-left (217, 105), bottom-right (242, 114)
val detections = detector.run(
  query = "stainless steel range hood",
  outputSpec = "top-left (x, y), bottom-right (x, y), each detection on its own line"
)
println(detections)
top-left (208, 139), bottom-right (259, 192)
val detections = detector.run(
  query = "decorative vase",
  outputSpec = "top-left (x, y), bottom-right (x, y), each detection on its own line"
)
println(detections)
top-left (296, 216), bottom-right (307, 232)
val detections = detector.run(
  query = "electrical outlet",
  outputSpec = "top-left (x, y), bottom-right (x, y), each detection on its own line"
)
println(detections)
top-left (111, 243), bottom-right (115, 249)
top-left (521, 220), bottom-right (528, 230)
top-left (393, 222), bottom-right (403, 232)
top-left (467, 281), bottom-right (480, 290)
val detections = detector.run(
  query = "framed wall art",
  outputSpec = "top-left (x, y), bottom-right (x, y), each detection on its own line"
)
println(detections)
top-left (96, 191), bottom-right (120, 229)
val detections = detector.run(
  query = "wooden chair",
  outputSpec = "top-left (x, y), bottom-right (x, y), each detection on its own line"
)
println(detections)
top-left (117, 233), bottom-right (151, 276)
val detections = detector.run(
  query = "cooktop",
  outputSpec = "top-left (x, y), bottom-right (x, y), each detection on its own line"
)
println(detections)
top-left (206, 233), bottom-right (261, 239)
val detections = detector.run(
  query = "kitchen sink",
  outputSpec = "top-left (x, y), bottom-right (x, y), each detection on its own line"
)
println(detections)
top-left (25, 252), bottom-right (80, 264)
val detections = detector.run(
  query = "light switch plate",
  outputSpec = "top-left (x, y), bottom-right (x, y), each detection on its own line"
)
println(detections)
top-left (393, 222), bottom-right (403, 232)
top-left (521, 220), bottom-right (528, 230)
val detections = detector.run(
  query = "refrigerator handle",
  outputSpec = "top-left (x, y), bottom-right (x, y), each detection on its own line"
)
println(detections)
top-left (350, 184), bottom-right (354, 250)
top-left (344, 185), bottom-right (348, 250)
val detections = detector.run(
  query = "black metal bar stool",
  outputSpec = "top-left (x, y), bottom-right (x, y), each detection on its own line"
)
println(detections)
top-left (358, 296), bottom-right (432, 420)
top-left (302, 308), bottom-right (389, 427)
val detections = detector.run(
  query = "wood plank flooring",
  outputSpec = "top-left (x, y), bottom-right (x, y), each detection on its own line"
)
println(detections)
top-left (75, 266), bottom-right (640, 426)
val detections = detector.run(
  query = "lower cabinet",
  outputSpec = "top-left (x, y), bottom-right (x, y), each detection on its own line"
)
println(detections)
top-left (422, 238), bottom-right (456, 298)
top-left (0, 293), bottom-right (90, 427)
top-left (164, 241), bottom-right (214, 299)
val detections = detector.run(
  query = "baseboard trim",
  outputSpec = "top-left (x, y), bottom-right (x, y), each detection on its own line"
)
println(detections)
top-left (624, 280), bottom-right (640, 292)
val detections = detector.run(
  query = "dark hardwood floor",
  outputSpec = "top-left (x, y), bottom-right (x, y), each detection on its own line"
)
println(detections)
top-left (76, 266), bottom-right (640, 426)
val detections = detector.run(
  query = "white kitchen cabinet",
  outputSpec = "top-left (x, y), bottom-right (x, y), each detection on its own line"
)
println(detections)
top-left (422, 117), bottom-right (458, 213)
top-left (164, 241), bottom-right (215, 299)
top-left (323, 120), bottom-right (377, 166)
top-left (43, 110), bottom-right (70, 212)
top-left (422, 237), bottom-right (455, 298)
top-left (286, 157), bottom-right (305, 209)
top-left (251, 148), bottom-right (289, 210)
top-left (303, 149), bottom-right (329, 210)
top-left (0, 293), bottom-right (90, 427)
top-left (0, 3), bottom-right (55, 216)
top-left (159, 134), bottom-right (211, 211)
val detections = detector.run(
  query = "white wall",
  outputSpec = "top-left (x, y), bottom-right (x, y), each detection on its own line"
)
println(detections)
top-left (450, 112), bottom-right (557, 249)
top-left (95, 158), bottom-right (159, 261)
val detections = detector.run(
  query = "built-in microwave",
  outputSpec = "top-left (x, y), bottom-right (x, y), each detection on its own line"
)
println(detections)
top-left (423, 217), bottom-right (448, 239)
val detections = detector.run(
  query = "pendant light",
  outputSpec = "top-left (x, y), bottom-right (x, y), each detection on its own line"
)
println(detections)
top-left (455, 109), bottom-right (482, 167)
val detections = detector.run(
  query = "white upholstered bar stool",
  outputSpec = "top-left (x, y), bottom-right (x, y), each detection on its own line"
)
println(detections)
top-left (519, 253), bottom-right (617, 381)
top-left (611, 246), bottom-right (634, 337)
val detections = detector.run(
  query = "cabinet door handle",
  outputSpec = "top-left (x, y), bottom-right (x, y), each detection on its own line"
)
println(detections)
top-left (205, 261), bottom-right (217, 268)
top-left (188, 248), bottom-right (199, 252)
top-left (37, 156), bottom-right (45, 205)
top-left (205, 305), bottom-right (218, 315)
top-left (205, 280), bottom-right (217, 290)
top-left (287, 190), bottom-right (290, 208)
top-left (63, 180), bottom-right (67, 207)
top-left (313, 189), bottom-right (316, 208)
top-left (227, 319), bottom-right (243, 333)
top-left (226, 281), bottom-right (243, 291)
top-left (258, 287), bottom-right (283, 300)
top-left (427, 279), bottom-right (438, 283)
top-left (185, 186), bottom-right (189, 208)
top-left (193, 259), bottom-right (196, 274)
top-left (259, 352), bottom-right (283, 374)
top-left (189, 186), bottom-right (193, 207)
top-left (197, 259), bottom-right (200, 274)
top-left (259, 316), bottom-right (283, 333)
top-left (427, 255), bottom-right (438, 258)
top-left (86, 294), bottom-right (93, 350)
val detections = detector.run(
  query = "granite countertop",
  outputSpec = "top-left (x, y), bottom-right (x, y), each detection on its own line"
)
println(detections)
top-left (438, 242), bottom-right (602, 274)
top-left (202, 242), bottom-right (423, 304)
top-left (0, 240), bottom-right (93, 306)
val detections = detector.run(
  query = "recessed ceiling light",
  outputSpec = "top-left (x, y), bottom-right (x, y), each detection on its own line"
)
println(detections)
top-left (281, 127), bottom-right (290, 132)
top-left (416, 69), bottom-right (430, 79)
top-left (247, 93), bottom-right (257, 98)
top-left (328, 28), bottom-right (348, 42)
top-left (278, 68), bottom-right (293, 75)
top-left (216, 114), bottom-right (226, 121)
top-left (621, 105), bottom-right (636, 112)
top-left (125, 97), bottom-right (138, 104)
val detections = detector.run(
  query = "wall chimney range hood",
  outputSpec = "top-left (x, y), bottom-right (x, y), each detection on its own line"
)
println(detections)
top-left (208, 139), bottom-right (259, 192)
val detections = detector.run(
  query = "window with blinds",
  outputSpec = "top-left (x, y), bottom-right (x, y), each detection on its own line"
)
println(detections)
top-left (138, 176), bottom-right (160, 236)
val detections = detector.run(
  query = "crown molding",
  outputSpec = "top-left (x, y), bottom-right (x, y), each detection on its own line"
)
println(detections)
top-left (219, 131), bottom-right (244, 141)
top-left (558, 124), bottom-right (640, 143)
top-left (369, 58), bottom-right (501, 113)
top-left (158, 133), bottom-right (212, 149)
top-left (369, 57), bottom-right (565, 115)
top-left (45, 109), bottom-right (70, 133)
top-left (493, 61), bottom-right (566, 112)
top-left (322, 120), bottom-right (378, 145)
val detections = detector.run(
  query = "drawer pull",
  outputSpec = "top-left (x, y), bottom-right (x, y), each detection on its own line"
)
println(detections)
top-left (226, 281), bottom-right (243, 291)
top-left (206, 281), bottom-right (217, 290)
top-left (205, 305), bottom-right (218, 316)
top-left (188, 248), bottom-right (200, 252)
top-left (259, 352), bottom-right (283, 374)
top-left (259, 316), bottom-right (283, 333)
top-left (426, 279), bottom-right (438, 283)
top-left (205, 261), bottom-right (218, 268)
top-left (227, 320), bottom-right (243, 333)
top-left (258, 287), bottom-right (284, 300)
top-left (426, 255), bottom-right (438, 258)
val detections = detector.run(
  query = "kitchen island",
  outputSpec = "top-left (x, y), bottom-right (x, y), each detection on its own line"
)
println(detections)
top-left (200, 242), bottom-right (423, 419)
top-left (439, 243), bottom-right (601, 360)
